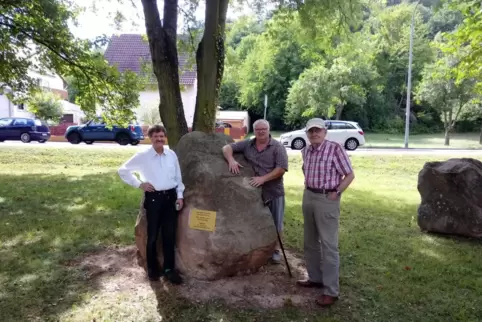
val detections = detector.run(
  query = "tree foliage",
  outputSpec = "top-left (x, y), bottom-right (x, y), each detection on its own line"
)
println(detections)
top-left (416, 42), bottom-right (479, 145)
top-left (220, 0), bottom-right (468, 132)
top-left (441, 0), bottom-right (482, 93)
top-left (234, 12), bottom-right (317, 130)
top-left (286, 55), bottom-right (379, 126)
top-left (0, 0), bottom-right (143, 126)
top-left (139, 104), bottom-right (162, 126)
top-left (26, 91), bottom-right (63, 123)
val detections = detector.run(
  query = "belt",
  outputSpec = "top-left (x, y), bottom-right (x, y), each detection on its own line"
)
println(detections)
top-left (146, 188), bottom-right (176, 195)
top-left (306, 187), bottom-right (336, 194)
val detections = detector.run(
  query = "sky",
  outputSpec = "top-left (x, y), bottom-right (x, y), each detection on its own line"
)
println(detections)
top-left (69, 0), bottom-right (256, 40)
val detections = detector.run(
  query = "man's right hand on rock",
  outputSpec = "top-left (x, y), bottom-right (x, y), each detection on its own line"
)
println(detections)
top-left (140, 182), bottom-right (155, 192)
top-left (228, 160), bottom-right (243, 174)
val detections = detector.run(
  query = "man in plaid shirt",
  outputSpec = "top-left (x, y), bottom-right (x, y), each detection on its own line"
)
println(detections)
top-left (297, 118), bottom-right (355, 307)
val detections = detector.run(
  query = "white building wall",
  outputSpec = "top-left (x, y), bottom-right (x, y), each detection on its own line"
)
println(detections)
top-left (0, 69), bottom-right (68, 120)
top-left (27, 70), bottom-right (65, 91)
top-left (0, 95), bottom-right (12, 118)
top-left (181, 82), bottom-right (197, 128)
top-left (0, 94), bottom-right (34, 118)
top-left (138, 81), bottom-right (197, 128)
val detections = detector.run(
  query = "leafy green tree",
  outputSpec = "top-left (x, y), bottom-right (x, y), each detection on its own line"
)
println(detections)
top-left (26, 91), bottom-right (63, 123)
top-left (0, 0), bottom-right (143, 125)
top-left (285, 65), bottom-right (332, 127)
top-left (138, 0), bottom-right (363, 144)
top-left (219, 17), bottom-right (265, 112)
top-left (235, 12), bottom-right (316, 130)
top-left (225, 15), bottom-right (265, 48)
top-left (364, 2), bottom-right (433, 120)
top-left (416, 51), bottom-right (479, 145)
top-left (286, 55), bottom-right (379, 126)
top-left (442, 0), bottom-right (482, 93)
top-left (65, 75), bottom-right (80, 104)
top-left (139, 104), bottom-right (162, 126)
top-left (426, 3), bottom-right (463, 38)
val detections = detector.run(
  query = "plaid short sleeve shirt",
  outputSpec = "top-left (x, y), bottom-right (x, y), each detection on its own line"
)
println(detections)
top-left (301, 140), bottom-right (353, 190)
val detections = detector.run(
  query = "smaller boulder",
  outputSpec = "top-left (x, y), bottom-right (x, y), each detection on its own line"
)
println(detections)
top-left (417, 158), bottom-right (482, 238)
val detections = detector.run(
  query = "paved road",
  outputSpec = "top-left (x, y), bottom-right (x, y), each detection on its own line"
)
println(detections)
top-left (1, 141), bottom-right (481, 156)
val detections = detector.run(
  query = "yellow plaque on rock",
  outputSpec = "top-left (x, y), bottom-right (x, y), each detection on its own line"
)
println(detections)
top-left (189, 208), bottom-right (217, 232)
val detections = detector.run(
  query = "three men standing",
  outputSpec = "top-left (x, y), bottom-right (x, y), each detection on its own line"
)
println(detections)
top-left (297, 118), bottom-right (355, 307)
top-left (117, 118), bottom-right (353, 307)
top-left (222, 119), bottom-right (289, 263)
top-left (118, 125), bottom-right (185, 284)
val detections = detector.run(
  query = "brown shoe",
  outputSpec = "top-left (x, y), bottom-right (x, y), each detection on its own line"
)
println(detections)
top-left (296, 279), bottom-right (323, 288)
top-left (316, 294), bottom-right (338, 307)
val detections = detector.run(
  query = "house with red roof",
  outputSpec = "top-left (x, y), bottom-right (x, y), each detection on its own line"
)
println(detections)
top-left (104, 34), bottom-right (197, 127)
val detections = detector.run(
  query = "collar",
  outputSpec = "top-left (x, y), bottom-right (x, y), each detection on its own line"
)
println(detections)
top-left (149, 146), bottom-right (167, 156)
top-left (308, 140), bottom-right (326, 152)
top-left (250, 134), bottom-right (273, 146)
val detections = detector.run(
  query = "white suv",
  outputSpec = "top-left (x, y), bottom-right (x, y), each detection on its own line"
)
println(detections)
top-left (279, 120), bottom-right (366, 150)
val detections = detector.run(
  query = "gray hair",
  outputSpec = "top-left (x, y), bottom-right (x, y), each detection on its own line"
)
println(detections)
top-left (253, 119), bottom-right (270, 130)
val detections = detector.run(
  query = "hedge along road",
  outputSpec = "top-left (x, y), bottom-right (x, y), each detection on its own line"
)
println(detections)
top-left (1, 140), bottom-right (482, 156)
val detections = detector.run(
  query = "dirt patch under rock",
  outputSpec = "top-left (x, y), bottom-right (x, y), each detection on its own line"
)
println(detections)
top-left (68, 246), bottom-right (322, 309)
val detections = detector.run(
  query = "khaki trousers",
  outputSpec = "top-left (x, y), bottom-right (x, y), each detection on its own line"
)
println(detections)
top-left (302, 188), bottom-right (341, 297)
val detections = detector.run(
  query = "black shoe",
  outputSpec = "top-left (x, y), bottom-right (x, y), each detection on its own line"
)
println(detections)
top-left (148, 275), bottom-right (160, 282)
top-left (165, 269), bottom-right (183, 285)
top-left (148, 269), bottom-right (162, 281)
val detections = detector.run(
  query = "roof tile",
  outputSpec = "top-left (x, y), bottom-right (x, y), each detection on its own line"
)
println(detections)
top-left (104, 34), bottom-right (197, 85)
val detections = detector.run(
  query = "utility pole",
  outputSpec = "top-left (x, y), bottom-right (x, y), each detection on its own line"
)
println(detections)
top-left (404, 0), bottom-right (421, 149)
top-left (263, 94), bottom-right (268, 120)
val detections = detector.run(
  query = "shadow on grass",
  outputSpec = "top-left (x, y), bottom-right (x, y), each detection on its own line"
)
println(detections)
top-left (0, 171), bottom-right (141, 321)
top-left (149, 283), bottom-right (341, 322)
top-left (284, 186), bottom-right (482, 321)
top-left (1, 171), bottom-right (481, 322)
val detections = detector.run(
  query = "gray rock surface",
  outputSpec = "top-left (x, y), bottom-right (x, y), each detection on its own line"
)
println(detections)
top-left (417, 158), bottom-right (482, 238)
top-left (135, 131), bottom-right (277, 280)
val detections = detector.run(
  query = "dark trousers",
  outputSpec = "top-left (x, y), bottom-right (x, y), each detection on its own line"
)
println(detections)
top-left (143, 189), bottom-right (178, 277)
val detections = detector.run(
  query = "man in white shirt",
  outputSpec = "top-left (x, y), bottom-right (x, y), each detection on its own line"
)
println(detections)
top-left (118, 125), bottom-right (185, 284)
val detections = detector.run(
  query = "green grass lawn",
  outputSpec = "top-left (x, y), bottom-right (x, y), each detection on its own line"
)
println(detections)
top-left (1, 146), bottom-right (481, 321)
top-left (267, 131), bottom-right (481, 149)
top-left (364, 132), bottom-right (481, 149)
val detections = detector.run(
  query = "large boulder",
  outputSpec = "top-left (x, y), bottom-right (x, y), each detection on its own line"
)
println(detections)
top-left (417, 158), bottom-right (482, 238)
top-left (135, 131), bottom-right (278, 280)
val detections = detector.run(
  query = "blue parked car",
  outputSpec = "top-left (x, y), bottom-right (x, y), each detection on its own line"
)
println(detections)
top-left (64, 117), bottom-right (145, 145)
top-left (0, 117), bottom-right (51, 143)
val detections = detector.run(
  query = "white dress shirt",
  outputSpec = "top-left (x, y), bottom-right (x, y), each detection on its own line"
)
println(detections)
top-left (118, 146), bottom-right (185, 199)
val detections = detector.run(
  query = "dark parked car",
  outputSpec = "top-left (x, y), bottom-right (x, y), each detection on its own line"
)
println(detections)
top-left (216, 121), bottom-right (232, 128)
top-left (64, 118), bottom-right (145, 145)
top-left (0, 117), bottom-right (51, 143)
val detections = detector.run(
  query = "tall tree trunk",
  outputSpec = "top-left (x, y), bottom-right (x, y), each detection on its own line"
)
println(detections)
top-left (444, 110), bottom-right (453, 146)
top-left (141, 0), bottom-right (188, 147)
top-left (479, 125), bottom-right (482, 145)
top-left (335, 104), bottom-right (343, 120)
top-left (444, 127), bottom-right (450, 146)
top-left (192, 0), bottom-right (229, 133)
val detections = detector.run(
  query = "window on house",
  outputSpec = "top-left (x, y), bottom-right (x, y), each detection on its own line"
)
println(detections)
top-left (18, 103), bottom-right (25, 110)
top-left (62, 114), bottom-right (74, 123)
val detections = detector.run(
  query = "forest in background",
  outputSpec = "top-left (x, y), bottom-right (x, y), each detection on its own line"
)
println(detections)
top-left (218, 0), bottom-right (481, 136)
